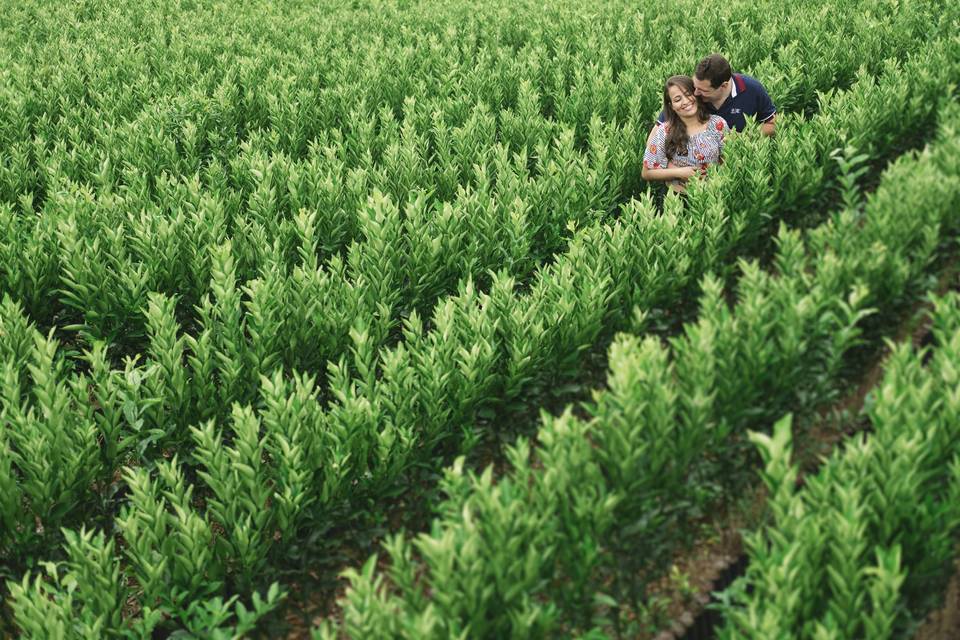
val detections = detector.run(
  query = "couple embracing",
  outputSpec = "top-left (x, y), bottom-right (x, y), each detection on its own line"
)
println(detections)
top-left (641, 54), bottom-right (777, 193)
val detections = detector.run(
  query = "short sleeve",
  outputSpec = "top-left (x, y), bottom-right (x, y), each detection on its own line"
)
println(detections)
top-left (700, 116), bottom-right (730, 168)
top-left (643, 124), bottom-right (668, 169)
top-left (754, 82), bottom-right (776, 123)
top-left (715, 116), bottom-right (730, 149)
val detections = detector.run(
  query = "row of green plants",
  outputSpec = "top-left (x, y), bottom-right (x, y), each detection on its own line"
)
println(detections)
top-left (313, 103), bottom-right (960, 638)
top-left (719, 290), bottom-right (960, 638)
top-left (0, 0), bottom-right (950, 343)
top-left (2, 0), bottom-right (939, 187)
top-left (3, 28), bottom-right (959, 637)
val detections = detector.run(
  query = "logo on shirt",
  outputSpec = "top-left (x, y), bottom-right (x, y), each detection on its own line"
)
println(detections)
top-left (729, 108), bottom-right (742, 114)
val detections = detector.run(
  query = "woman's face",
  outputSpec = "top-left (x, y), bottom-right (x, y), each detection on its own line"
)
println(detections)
top-left (668, 84), bottom-right (697, 117)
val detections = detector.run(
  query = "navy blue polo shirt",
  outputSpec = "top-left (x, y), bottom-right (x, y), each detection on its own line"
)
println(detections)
top-left (657, 74), bottom-right (776, 132)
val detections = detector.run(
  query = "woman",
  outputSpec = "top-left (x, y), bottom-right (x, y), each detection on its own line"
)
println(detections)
top-left (641, 75), bottom-right (730, 193)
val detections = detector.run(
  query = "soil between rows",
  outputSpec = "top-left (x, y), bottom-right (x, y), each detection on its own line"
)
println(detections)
top-left (640, 260), bottom-right (960, 640)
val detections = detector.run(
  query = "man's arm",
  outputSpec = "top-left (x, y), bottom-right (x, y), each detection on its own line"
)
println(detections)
top-left (760, 114), bottom-right (776, 137)
top-left (753, 79), bottom-right (776, 137)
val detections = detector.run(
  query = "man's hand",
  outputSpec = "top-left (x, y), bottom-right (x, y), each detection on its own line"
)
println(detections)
top-left (761, 115), bottom-right (776, 137)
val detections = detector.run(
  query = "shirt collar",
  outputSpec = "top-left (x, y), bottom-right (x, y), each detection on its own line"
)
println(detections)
top-left (729, 75), bottom-right (738, 98)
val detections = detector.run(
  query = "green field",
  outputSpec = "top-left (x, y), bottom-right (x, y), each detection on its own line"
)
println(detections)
top-left (2, 0), bottom-right (960, 637)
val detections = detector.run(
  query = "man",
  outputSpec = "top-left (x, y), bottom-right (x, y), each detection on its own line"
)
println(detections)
top-left (657, 53), bottom-right (777, 136)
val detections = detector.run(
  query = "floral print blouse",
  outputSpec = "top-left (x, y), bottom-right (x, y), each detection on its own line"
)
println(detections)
top-left (643, 115), bottom-right (730, 180)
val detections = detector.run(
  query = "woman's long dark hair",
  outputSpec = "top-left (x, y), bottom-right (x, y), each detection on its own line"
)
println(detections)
top-left (662, 75), bottom-right (708, 160)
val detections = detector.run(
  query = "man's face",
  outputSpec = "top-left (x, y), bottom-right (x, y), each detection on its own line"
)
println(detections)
top-left (693, 76), bottom-right (727, 101)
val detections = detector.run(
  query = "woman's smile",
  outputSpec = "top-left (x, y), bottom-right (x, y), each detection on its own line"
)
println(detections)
top-left (668, 85), bottom-right (699, 117)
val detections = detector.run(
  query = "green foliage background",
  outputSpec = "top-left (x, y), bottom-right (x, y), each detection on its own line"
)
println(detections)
top-left (0, 0), bottom-right (958, 636)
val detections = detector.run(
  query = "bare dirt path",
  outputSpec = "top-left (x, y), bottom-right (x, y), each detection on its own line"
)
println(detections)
top-left (647, 262), bottom-right (960, 640)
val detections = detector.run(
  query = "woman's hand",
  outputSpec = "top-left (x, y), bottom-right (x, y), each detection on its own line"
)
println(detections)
top-left (666, 162), bottom-right (697, 180)
top-left (642, 161), bottom-right (699, 184)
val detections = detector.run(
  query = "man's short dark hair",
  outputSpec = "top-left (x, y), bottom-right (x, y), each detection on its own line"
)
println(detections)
top-left (695, 54), bottom-right (732, 88)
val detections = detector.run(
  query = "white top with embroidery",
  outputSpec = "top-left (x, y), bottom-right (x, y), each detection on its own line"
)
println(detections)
top-left (643, 115), bottom-right (729, 175)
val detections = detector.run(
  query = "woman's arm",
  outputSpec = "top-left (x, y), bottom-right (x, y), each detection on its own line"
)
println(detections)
top-left (641, 165), bottom-right (697, 182)
top-left (641, 123), bottom-right (696, 183)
